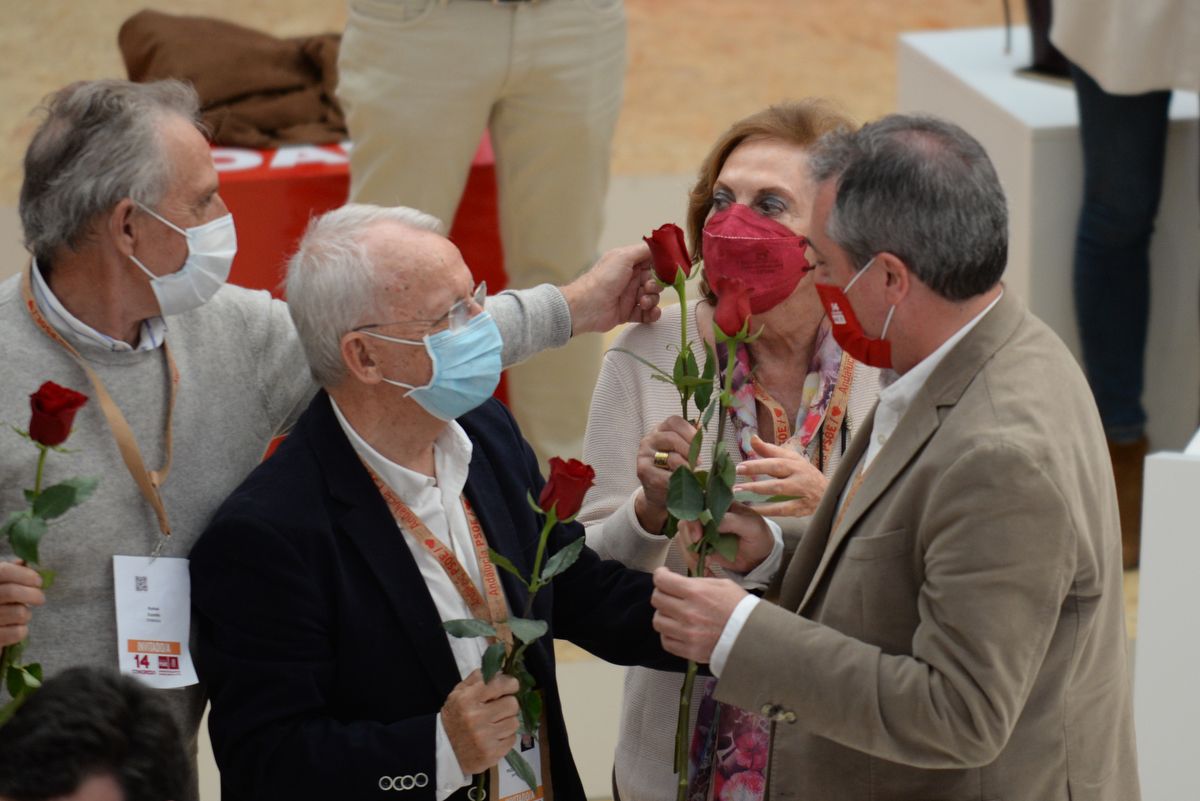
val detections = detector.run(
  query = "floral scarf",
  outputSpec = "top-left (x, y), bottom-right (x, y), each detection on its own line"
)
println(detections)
top-left (719, 321), bottom-right (845, 461)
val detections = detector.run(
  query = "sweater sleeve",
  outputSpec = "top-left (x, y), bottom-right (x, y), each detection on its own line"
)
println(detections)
top-left (485, 285), bottom-right (572, 368)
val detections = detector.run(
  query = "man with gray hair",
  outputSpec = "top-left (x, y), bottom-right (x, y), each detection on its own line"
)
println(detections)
top-left (651, 115), bottom-right (1140, 799)
top-left (188, 203), bottom-right (682, 800)
top-left (0, 79), bottom-right (659, 798)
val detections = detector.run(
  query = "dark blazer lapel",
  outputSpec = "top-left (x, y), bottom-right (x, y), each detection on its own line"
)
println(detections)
top-left (797, 290), bottom-right (1025, 614)
top-left (309, 393), bottom-right (461, 699)
top-left (462, 446), bottom-right (532, 622)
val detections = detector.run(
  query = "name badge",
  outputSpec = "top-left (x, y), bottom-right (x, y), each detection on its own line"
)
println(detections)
top-left (112, 555), bottom-right (198, 689)
top-left (489, 697), bottom-right (551, 801)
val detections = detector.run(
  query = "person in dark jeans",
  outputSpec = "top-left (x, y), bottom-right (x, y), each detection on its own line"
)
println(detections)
top-left (1068, 62), bottom-right (1194, 569)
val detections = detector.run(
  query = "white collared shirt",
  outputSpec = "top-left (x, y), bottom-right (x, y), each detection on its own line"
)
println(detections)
top-left (330, 398), bottom-right (480, 799)
top-left (31, 259), bottom-right (167, 352)
top-left (709, 291), bottom-right (1004, 677)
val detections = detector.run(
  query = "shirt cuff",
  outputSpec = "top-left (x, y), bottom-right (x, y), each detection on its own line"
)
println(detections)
top-left (710, 594), bottom-right (760, 677)
top-left (435, 713), bottom-right (471, 801)
top-left (723, 517), bottom-right (784, 590)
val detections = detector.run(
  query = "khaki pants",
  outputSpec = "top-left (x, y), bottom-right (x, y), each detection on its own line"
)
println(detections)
top-left (338, 0), bottom-right (627, 463)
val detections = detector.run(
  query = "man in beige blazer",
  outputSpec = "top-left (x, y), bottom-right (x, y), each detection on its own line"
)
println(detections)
top-left (651, 115), bottom-right (1140, 800)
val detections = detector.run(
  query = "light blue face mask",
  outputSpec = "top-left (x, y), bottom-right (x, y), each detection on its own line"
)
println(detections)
top-left (361, 311), bottom-right (503, 421)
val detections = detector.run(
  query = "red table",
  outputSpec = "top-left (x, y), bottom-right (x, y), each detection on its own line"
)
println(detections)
top-left (213, 136), bottom-right (509, 402)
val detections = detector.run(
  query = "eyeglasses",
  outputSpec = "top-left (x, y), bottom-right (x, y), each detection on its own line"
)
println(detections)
top-left (354, 281), bottom-right (487, 337)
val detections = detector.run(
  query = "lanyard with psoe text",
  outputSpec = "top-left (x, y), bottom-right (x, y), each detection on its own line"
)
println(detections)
top-left (21, 268), bottom-right (178, 546)
top-left (362, 462), bottom-right (513, 649)
top-left (754, 351), bottom-right (856, 470)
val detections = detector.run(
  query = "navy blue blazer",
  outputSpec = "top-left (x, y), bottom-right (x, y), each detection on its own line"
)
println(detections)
top-left (190, 393), bottom-right (679, 801)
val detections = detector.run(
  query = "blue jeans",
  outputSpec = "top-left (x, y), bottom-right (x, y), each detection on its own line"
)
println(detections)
top-left (1069, 64), bottom-right (1172, 443)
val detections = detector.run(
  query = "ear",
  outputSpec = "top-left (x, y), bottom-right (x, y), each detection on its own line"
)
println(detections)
top-left (340, 332), bottom-right (382, 385)
top-left (876, 252), bottom-right (911, 306)
top-left (107, 198), bottom-right (140, 258)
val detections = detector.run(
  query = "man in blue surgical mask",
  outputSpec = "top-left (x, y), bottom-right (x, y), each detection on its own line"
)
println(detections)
top-left (188, 204), bottom-right (690, 801)
top-left (0, 80), bottom-right (661, 801)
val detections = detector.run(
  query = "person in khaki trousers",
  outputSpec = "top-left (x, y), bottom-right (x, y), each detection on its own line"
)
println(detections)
top-left (337, 0), bottom-right (627, 464)
top-left (651, 115), bottom-right (1140, 800)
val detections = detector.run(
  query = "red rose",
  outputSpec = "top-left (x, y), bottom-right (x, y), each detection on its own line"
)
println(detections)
top-left (712, 274), bottom-right (752, 337)
top-left (538, 457), bottom-right (596, 520)
top-left (28, 381), bottom-right (88, 447)
top-left (644, 223), bottom-right (692, 284)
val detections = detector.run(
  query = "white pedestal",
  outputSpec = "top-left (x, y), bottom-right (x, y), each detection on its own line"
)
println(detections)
top-left (898, 26), bottom-right (1200, 450)
top-left (1134, 449), bottom-right (1200, 800)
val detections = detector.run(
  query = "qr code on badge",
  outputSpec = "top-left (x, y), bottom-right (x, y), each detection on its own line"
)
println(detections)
top-left (135, 575), bottom-right (148, 592)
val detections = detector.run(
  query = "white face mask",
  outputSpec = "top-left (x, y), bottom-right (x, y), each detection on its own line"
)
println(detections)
top-left (130, 203), bottom-right (237, 316)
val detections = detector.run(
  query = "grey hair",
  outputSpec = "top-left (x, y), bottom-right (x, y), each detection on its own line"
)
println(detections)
top-left (809, 114), bottom-right (1008, 301)
top-left (285, 203), bottom-right (445, 388)
top-left (19, 79), bottom-right (203, 269)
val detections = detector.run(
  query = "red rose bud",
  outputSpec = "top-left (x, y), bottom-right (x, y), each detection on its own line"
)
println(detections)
top-left (28, 381), bottom-right (89, 447)
top-left (538, 457), bottom-right (596, 520)
top-left (643, 223), bottom-right (691, 284)
top-left (712, 274), bottom-right (753, 337)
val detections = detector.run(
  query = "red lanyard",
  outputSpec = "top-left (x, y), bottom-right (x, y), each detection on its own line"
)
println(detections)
top-left (21, 267), bottom-right (178, 539)
top-left (754, 352), bottom-right (856, 468)
top-left (362, 462), bottom-right (512, 648)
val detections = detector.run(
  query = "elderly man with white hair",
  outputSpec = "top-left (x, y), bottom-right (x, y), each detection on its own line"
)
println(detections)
top-left (188, 203), bottom-right (688, 801)
top-left (0, 79), bottom-right (659, 800)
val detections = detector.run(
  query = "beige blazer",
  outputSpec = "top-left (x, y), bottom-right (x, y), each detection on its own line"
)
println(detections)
top-left (715, 291), bottom-right (1140, 800)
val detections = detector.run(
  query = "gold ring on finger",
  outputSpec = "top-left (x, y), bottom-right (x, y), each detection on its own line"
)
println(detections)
top-left (653, 450), bottom-right (670, 470)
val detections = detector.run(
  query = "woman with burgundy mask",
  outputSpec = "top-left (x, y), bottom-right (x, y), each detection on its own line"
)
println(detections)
top-left (577, 101), bottom-right (881, 801)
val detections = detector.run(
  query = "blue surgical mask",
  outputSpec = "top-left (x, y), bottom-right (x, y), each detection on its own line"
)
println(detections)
top-left (362, 311), bottom-right (503, 421)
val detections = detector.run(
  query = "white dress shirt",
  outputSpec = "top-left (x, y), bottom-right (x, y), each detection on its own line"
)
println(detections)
top-left (31, 259), bottom-right (167, 352)
top-left (710, 292), bottom-right (1003, 676)
top-left (331, 398), bottom-right (481, 799)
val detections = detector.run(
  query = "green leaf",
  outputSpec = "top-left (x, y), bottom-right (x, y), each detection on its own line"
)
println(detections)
top-left (18, 666), bottom-right (41, 690)
top-left (505, 748), bottom-right (539, 792)
top-left (649, 374), bottom-right (676, 384)
top-left (608, 348), bottom-right (675, 381)
top-left (525, 490), bottom-right (543, 515)
top-left (539, 537), bottom-right (584, 583)
top-left (0, 696), bottom-right (24, 727)
top-left (686, 425), bottom-right (704, 468)
top-left (32, 477), bottom-right (99, 520)
top-left (666, 468), bottom-right (705, 521)
top-left (701, 395), bottom-right (719, 430)
top-left (714, 533), bottom-right (740, 563)
top-left (672, 376), bottom-right (715, 389)
top-left (706, 451), bottom-right (734, 528)
top-left (516, 664), bottom-right (537, 691)
top-left (694, 342), bottom-right (716, 413)
top-left (698, 509), bottom-right (713, 525)
top-left (35, 569), bottom-right (56, 592)
top-left (22, 490), bottom-right (35, 504)
top-left (517, 686), bottom-right (543, 736)
top-left (9, 514), bottom-right (47, 565)
top-left (442, 618), bottom-right (497, 640)
top-left (488, 548), bottom-right (530, 589)
top-left (508, 617), bottom-right (549, 645)
top-left (683, 349), bottom-right (699, 380)
top-left (5, 665), bottom-right (25, 699)
top-left (0, 511), bottom-right (22, 541)
top-left (662, 514), bottom-right (679, 540)
top-left (481, 641), bottom-right (506, 683)
top-left (672, 351), bottom-right (687, 386)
